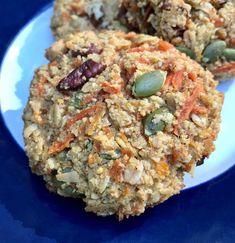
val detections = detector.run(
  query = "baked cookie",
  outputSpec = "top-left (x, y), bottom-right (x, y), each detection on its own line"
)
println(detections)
top-left (23, 31), bottom-right (223, 219)
top-left (119, 0), bottom-right (235, 80)
top-left (51, 0), bottom-right (235, 81)
top-left (51, 0), bottom-right (125, 38)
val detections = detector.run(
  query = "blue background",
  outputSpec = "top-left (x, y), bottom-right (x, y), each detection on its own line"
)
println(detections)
top-left (0, 1), bottom-right (235, 242)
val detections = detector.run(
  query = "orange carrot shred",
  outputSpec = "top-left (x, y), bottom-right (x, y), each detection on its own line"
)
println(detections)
top-left (213, 62), bottom-right (235, 74)
top-left (188, 72), bottom-right (197, 81)
top-left (158, 40), bottom-right (173, 52)
top-left (155, 160), bottom-right (170, 177)
top-left (213, 17), bottom-right (224, 27)
top-left (192, 105), bottom-right (208, 115)
top-left (164, 70), bottom-right (184, 90)
top-left (81, 94), bottom-right (96, 105)
top-left (33, 83), bottom-right (45, 96)
top-left (171, 70), bottom-right (184, 90)
top-left (101, 82), bottom-right (121, 94)
top-left (230, 38), bottom-right (235, 46)
top-left (174, 84), bottom-right (203, 134)
top-left (48, 134), bottom-right (74, 155)
top-left (65, 105), bottom-right (98, 129)
top-left (164, 73), bottom-right (174, 88)
top-left (137, 57), bottom-right (152, 65)
top-left (128, 47), bottom-right (158, 53)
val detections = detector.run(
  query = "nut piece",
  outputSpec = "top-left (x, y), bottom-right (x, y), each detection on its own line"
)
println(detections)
top-left (202, 40), bottom-right (226, 63)
top-left (57, 59), bottom-right (106, 91)
top-left (133, 70), bottom-right (167, 98)
top-left (176, 46), bottom-right (196, 60)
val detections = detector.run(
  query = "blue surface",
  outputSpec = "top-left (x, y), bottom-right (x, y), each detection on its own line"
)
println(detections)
top-left (0, 1), bottom-right (235, 242)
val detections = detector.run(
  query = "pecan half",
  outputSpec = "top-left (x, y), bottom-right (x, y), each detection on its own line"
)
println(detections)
top-left (57, 59), bottom-right (106, 91)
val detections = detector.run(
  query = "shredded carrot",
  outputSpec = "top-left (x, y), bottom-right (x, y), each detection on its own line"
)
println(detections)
top-left (64, 104), bottom-right (98, 129)
top-left (101, 74), bottom-right (123, 94)
top-left (174, 84), bottom-right (204, 134)
top-left (48, 134), bottom-right (74, 155)
top-left (48, 60), bottom-right (58, 68)
top-left (116, 32), bottom-right (136, 39)
top-left (172, 149), bottom-right (181, 164)
top-left (137, 57), bottom-right (152, 65)
top-left (213, 17), bottom-right (224, 27)
top-left (113, 74), bottom-right (124, 88)
top-left (128, 46), bottom-right (157, 53)
top-left (171, 70), bottom-right (184, 90)
top-left (61, 12), bottom-right (70, 21)
top-left (122, 185), bottom-right (130, 197)
top-left (120, 133), bottom-right (129, 144)
top-left (128, 41), bottom-right (172, 53)
top-left (120, 148), bottom-right (133, 158)
top-left (81, 94), bottom-right (96, 105)
top-left (229, 38), bottom-right (235, 46)
top-left (88, 153), bottom-right (100, 164)
top-left (188, 72), bottom-right (197, 81)
top-left (158, 40), bottom-right (173, 52)
top-left (33, 83), bottom-right (45, 96)
top-left (164, 72), bottom-right (174, 88)
top-left (109, 159), bottom-right (123, 182)
top-left (102, 127), bottom-right (113, 139)
top-left (192, 105), bottom-right (208, 115)
top-left (213, 62), bottom-right (235, 74)
top-left (101, 82), bottom-right (121, 94)
top-left (155, 160), bottom-right (170, 177)
top-left (164, 70), bottom-right (184, 90)
top-left (184, 161), bottom-right (194, 173)
top-left (86, 103), bottom-right (105, 136)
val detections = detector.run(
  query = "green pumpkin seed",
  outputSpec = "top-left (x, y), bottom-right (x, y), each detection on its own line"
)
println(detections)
top-left (62, 167), bottom-right (72, 173)
top-left (85, 139), bottom-right (93, 152)
top-left (202, 40), bottom-right (226, 63)
top-left (57, 151), bottom-right (67, 161)
top-left (72, 91), bottom-right (86, 109)
top-left (144, 107), bottom-right (169, 136)
top-left (100, 149), bottom-right (121, 161)
top-left (62, 186), bottom-right (75, 196)
top-left (100, 153), bottom-right (113, 160)
top-left (222, 48), bottom-right (235, 61)
top-left (133, 70), bottom-right (166, 98)
top-left (176, 46), bottom-right (196, 60)
top-left (50, 178), bottom-right (64, 188)
top-left (114, 149), bottom-right (121, 158)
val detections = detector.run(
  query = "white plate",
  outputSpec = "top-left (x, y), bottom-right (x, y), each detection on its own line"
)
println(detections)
top-left (0, 6), bottom-right (234, 190)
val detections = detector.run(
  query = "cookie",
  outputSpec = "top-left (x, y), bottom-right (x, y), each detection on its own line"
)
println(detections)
top-left (23, 31), bottom-right (223, 219)
top-left (51, 0), bottom-right (235, 81)
top-left (51, 0), bottom-right (126, 39)
top-left (119, 0), bottom-right (235, 80)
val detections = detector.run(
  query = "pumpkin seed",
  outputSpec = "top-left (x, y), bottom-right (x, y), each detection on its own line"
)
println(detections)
top-left (62, 186), bottom-right (74, 196)
top-left (100, 153), bottom-right (113, 160)
top-left (133, 70), bottom-right (166, 98)
top-left (144, 107), bottom-right (169, 136)
top-left (62, 167), bottom-right (72, 173)
top-left (176, 46), bottom-right (196, 59)
top-left (202, 40), bottom-right (226, 63)
top-left (57, 151), bottom-right (67, 161)
top-left (222, 48), bottom-right (235, 61)
top-left (100, 149), bottom-right (121, 161)
top-left (85, 139), bottom-right (93, 152)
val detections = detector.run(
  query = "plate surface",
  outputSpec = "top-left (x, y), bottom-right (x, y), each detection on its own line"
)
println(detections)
top-left (0, 2), bottom-right (235, 243)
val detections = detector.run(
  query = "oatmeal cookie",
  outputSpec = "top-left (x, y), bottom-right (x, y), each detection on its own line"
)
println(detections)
top-left (51, 0), bottom-right (126, 38)
top-left (51, 0), bottom-right (235, 81)
top-left (23, 31), bottom-right (223, 219)
top-left (119, 0), bottom-right (235, 80)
